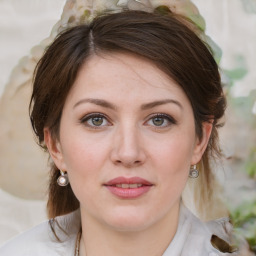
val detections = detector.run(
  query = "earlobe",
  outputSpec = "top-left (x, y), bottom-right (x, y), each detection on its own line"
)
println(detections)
top-left (44, 128), bottom-right (66, 171)
top-left (191, 122), bottom-right (213, 165)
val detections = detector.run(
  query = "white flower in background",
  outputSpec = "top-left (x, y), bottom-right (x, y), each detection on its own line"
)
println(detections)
top-left (49, 0), bottom-right (221, 64)
top-left (149, 0), bottom-right (206, 30)
top-left (58, 0), bottom-right (206, 29)
top-left (51, 0), bottom-right (122, 37)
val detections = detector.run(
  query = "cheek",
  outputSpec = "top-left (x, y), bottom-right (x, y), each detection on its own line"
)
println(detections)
top-left (152, 134), bottom-right (194, 169)
top-left (149, 132), bottom-right (195, 189)
top-left (60, 139), bottom-right (105, 201)
top-left (60, 126), bottom-right (109, 167)
top-left (59, 133), bottom-right (114, 200)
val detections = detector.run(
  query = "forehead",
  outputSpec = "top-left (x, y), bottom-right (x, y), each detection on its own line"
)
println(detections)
top-left (66, 52), bottom-right (190, 107)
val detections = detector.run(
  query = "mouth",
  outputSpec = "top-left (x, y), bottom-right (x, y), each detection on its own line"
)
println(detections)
top-left (104, 176), bottom-right (153, 199)
top-left (113, 183), bottom-right (144, 188)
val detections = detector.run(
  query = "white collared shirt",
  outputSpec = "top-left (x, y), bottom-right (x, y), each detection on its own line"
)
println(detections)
top-left (0, 204), bottom-right (238, 256)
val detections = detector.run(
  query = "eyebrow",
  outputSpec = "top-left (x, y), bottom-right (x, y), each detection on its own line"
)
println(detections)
top-left (141, 99), bottom-right (182, 110)
top-left (73, 98), bottom-right (116, 110)
top-left (73, 98), bottom-right (182, 110)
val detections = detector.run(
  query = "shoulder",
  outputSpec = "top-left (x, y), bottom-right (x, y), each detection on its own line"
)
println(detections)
top-left (163, 204), bottom-right (239, 256)
top-left (0, 210), bottom-right (80, 256)
top-left (0, 220), bottom-right (57, 256)
top-left (182, 205), bottom-right (239, 256)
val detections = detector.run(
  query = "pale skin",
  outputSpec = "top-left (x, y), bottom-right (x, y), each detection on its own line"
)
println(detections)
top-left (44, 53), bottom-right (212, 256)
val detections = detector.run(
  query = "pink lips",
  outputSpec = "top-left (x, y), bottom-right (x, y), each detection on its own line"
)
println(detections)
top-left (104, 176), bottom-right (153, 199)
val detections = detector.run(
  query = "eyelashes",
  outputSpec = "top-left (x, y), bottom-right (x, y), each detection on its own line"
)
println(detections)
top-left (79, 112), bottom-right (177, 130)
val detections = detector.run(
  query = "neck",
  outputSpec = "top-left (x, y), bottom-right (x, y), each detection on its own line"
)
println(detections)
top-left (79, 201), bottom-right (181, 256)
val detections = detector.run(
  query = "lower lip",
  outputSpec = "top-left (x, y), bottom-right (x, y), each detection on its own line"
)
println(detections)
top-left (105, 186), bottom-right (152, 199)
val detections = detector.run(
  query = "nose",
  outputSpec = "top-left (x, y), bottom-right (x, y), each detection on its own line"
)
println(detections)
top-left (110, 124), bottom-right (146, 168)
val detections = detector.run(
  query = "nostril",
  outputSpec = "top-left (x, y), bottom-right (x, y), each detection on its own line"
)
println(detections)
top-left (114, 159), bottom-right (142, 167)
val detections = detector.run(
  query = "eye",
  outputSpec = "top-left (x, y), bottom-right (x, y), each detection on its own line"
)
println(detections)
top-left (146, 114), bottom-right (176, 128)
top-left (80, 113), bottom-right (111, 128)
top-left (152, 116), bottom-right (165, 126)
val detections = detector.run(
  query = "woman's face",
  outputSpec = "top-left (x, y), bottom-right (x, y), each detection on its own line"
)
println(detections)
top-left (45, 53), bottom-right (210, 231)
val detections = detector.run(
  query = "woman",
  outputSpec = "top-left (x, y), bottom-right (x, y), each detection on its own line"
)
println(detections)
top-left (0, 1), bottom-right (238, 256)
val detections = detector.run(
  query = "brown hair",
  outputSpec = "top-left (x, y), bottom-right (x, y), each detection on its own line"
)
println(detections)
top-left (30, 10), bottom-right (226, 219)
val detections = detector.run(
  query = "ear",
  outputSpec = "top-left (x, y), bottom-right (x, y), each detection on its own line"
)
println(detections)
top-left (191, 122), bottom-right (213, 165)
top-left (44, 127), bottom-right (67, 171)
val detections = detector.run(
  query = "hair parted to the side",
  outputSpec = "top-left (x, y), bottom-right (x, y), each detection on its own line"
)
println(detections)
top-left (30, 10), bottom-right (226, 219)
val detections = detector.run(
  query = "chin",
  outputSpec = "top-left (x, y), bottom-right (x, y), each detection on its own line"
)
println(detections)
top-left (102, 208), bottom-right (155, 232)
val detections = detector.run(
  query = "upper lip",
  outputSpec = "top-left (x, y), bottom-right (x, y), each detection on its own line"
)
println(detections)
top-left (104, 176), bottom-right (153, 186)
